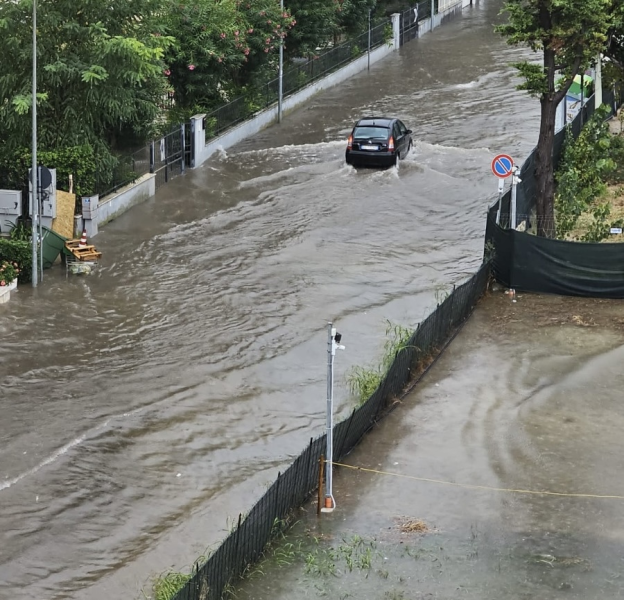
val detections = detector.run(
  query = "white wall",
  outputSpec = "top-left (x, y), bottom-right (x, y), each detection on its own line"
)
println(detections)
top-left (192, 40), bottom-right (396, 168)
top-left (96, 174), bottom-right (156, 226)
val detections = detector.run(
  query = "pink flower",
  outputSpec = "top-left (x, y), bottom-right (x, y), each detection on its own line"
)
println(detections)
top-left (0, 281), bottom-right (5, 287)
top-left (188, 64), bottom-right (195, 70)
top-left (164, 69), bottom-right (171, 76)
top-left (235, 30), bottom-right (239, 36)
top-left (218, 57), bottom-right (222, 62)
top-left (264, 47), bottom-right (269, 52)
top-left (266, 37), bottom-right (271, 43)
top-left (244, 48), bottom-right (250, 55)
top-left (220, 32), bottom-right (226, 39)
top-left (267, 19), bottom-right (272, 24)
top-left (248, 28), bottom-right (253, 33)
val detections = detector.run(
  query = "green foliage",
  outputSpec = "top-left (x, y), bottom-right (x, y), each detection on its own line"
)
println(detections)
top-left (555, 106), bottom-right (618, 239)
top-left (496, 0), bottom-right (615, 231)
top-left (347, 321), bottom-right (414, 405)
top-left (163, 0), bottom-right (295, 111)
top-left (0, 0), bottom-right (172, 152)
top-left (7, 220), bottom-right (31, 242)
top-left (0, 238), bottom-right (32, 283)
top-left (152, 571), bottom-right (192, 600)
top-left (0, 145), bottom-right (98, 197)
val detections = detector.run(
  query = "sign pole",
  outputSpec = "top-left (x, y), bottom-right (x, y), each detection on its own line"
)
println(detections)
top-left (495, 178), bottom-right (504, 225)
top-left (31, 0), bottom-right (38, 288)
top-left (511, 165), bottom-right (519, 229)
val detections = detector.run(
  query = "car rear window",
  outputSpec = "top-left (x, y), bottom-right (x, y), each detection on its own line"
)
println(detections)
top-left (353, 126), bottom-right (389, 139)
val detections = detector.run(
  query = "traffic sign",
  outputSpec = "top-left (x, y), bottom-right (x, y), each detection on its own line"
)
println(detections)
top-left (491, 154), bottom-right (514, 178)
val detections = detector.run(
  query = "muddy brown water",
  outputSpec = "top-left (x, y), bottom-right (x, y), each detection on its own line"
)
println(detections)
top-left (0, 2), bottom-right (542, 598)
top-left (233, 292), bottom-right (624, 600)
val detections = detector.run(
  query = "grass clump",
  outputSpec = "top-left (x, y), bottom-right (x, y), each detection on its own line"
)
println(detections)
top-left (152, 571), bottom-right (192, 600)
top-left (347, 321), bottom-right (415, 405)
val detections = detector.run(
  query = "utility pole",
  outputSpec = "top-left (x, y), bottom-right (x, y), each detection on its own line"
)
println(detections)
top-left (278, 0), bottom-right (284, 123)
top-left (31, 0), bottom-right (38, 288)
top-left (367, 9), bottom-right (371, 71)
top-left (321, 323), bottom-right (345, 513)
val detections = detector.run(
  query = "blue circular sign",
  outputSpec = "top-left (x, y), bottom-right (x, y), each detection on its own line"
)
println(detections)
top-left (492, 154), bottom-right (514, 178)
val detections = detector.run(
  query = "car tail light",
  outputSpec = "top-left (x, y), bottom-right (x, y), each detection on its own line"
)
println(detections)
top-left (388, 136), bottom-right (395, 151)
top-left (347, 135), bottom-right (353, 150)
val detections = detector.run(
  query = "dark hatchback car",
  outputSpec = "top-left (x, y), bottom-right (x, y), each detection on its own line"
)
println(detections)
top-left (345, 117), bottom-right (413, 168)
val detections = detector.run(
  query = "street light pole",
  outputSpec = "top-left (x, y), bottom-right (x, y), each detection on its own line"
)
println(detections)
top-left (367, 9), bottom-right (371, 72)
top-left (278, 0), bottom-right (284, 123)
top-left (31, 0), bottom-right (38, 288)
top-left (321, 322), bottom-right (345, 513)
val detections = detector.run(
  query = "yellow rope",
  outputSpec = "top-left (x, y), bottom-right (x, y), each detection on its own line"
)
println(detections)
top-left (331, 462), bottom-right (624, 500)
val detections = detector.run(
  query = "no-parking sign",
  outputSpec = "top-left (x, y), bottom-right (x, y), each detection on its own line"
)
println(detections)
top-left (491, 154), bottom-right (514, 178)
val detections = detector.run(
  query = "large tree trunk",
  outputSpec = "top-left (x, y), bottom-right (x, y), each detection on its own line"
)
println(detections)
top-left (535, 93), bottom-right (558, 238)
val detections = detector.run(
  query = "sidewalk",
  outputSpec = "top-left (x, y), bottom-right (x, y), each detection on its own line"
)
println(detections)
top-left (236, 290), bottom-right (624, 600)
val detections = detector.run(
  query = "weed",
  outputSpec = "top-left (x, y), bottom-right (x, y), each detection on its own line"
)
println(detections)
top-left (347, 320), bottom-right (415, 405)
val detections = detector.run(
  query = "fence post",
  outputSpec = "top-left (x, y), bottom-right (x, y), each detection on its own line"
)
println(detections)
top-left (391, 13), bottom-right (401, 49)
top-left (337, 408), bottom-right (356, 459)
top-left (149, 141), bottom-right (155, 174)
top-left (180, 123), bottom-right (186, 174)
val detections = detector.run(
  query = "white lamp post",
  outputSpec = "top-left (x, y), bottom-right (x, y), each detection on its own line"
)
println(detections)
top-left (31, 0), bottom-right (38, 287)
top-left (278, 0), bottom-right (284, 123)
top-left (321, 322), bottom-right (345, 513)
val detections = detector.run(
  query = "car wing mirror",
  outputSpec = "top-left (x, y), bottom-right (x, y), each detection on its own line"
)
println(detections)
top-left (406, 129), bottom-right (412, 134)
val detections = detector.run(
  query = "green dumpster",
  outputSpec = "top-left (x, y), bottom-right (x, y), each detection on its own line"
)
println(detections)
top-left (41, 226), bottom-right (68, 269)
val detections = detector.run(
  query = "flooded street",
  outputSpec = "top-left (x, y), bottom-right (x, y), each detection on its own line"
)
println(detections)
top-left (0, 2), bottom-right (542, 598)
top-left (234, 292), bottom-right (624, 600)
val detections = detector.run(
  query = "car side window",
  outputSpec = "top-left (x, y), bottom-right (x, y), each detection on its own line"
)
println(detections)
top-left (398, 121), bottom-right (408, 135)
top-left (393, 123), bottom-right (401, 139)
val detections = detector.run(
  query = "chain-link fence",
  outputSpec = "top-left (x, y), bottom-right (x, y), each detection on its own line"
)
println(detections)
top-left (203, 21), bottom-right (391, 141)
top-left (171, 263), bottom-right (490, 600)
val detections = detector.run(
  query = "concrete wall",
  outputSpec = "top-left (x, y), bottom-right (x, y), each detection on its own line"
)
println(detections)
top-left (193, 40), bottom-right (396, 167)
top-left (96, 174), bottom-right (156, 227)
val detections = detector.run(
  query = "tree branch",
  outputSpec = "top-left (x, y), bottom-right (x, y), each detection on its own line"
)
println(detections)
top-left (553, 55), bottom-right (583, 106)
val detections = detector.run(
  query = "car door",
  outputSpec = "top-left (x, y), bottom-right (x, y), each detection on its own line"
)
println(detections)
top-left (392, 122), bottom-right (404, 155)
top-left (397, 120), bottom-right (410, 155)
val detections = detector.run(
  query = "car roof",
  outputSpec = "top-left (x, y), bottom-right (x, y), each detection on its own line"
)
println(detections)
top-left (355, 117), bottom-right (396, 128)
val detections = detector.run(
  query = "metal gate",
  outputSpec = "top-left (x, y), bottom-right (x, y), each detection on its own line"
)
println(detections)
top-left (400, 2), bottom-right (433, 46)
top-left (151, 125), bottom-right (186, 190)
top-left (184, 121), bottom-right (194, 169)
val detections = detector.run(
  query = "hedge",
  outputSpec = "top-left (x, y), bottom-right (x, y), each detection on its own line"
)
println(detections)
top-left (0, 239), bottom-right (32, 283)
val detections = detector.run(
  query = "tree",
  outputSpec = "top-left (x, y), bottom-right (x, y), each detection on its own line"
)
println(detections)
top-left (163, 0), bottom-right (295, 114)
top-left (0, 0), bottom-right (172, 161)
top-left (605, 3), bottom-right (624, 80)
top-left (496, 0), bottom-right (613, 237)
top-left (284, 0), bottom-right (340, 57)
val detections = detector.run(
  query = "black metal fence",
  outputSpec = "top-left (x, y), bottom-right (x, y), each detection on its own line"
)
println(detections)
top-left (94, 124), bottom-right (187, 197)
top-left (172, 263), bottom-right (490, 600)
top-left (400, 1), bottom-right (433, 46)
top-left (203, 21), bottom-right (391, 141)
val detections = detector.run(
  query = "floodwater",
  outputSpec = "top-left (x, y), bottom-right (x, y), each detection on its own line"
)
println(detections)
top-left (0, 2), bottom-right (541, 599)
top-left (234, 292), bottom-right (624, 600)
